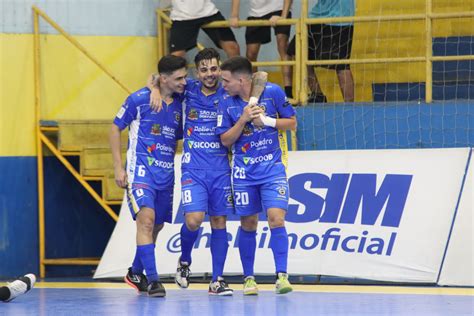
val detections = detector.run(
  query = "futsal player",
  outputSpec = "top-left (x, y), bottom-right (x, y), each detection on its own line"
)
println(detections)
top-left (216, 56), bottom-right (296, 295)
top-left (110, 55), bottom-right (187, 297)
top-left (149, 48), bottom-right (267, 296)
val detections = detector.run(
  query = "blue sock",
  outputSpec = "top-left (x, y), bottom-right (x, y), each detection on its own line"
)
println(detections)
top-left (137, 243), bottom-right (159, 283)
top-left (131, 247), bottom-right (144, 274)
top-left (238, 227), bottom-right (257, 277)
top-left (180, 223), bottom-right (199, 264)
top-left (211, 228), bottom-right (229, 282)
top-left (270, 227), bottom-right (289, 274)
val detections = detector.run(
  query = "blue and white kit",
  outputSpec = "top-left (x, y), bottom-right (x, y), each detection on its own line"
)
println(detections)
top-left (113, 87), bottom-right (183, 223)
top-left (179, 79), bottom-right (234, 216)
top-left (216, 83), bottom-right (296, 216)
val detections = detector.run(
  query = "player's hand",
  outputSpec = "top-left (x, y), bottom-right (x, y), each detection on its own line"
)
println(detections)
top-left (252, 114), bottom-right (265, 128)
top-left (269, 15), bottom-right (281, 27)
top-left (150, 87), bottom-right (163, 112)
top-left (242, 104), bottom-right (263, 122)
top-left (229, 16), bottom-right (239, 28)
top-left (114, 167), bottom-right (128, 189)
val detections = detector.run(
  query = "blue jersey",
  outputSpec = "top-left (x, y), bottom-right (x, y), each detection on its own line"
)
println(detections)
top-left (216, 83), bottom-right (296, 185)
top-left (309, 0), bottom-right (355, 26)
top-left (113, 87), bottom-right (183, 189)
top-left (182, 79), bottom-right (230, 171)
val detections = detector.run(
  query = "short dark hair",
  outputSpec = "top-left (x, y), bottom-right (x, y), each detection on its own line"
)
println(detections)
top-left (220, 56), bottom-right (252, 76)
top-left (194, 48), bottom-right (220, 67)
top-left (158, 55), bottom-right (187, 75)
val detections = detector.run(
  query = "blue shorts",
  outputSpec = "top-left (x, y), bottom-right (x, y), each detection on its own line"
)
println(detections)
top-left (179, 169), bottom-right (234, 216)
top-left (127, 183), bottom-right (173, 224)
top-left (233, 179), bottom-right (289, 216)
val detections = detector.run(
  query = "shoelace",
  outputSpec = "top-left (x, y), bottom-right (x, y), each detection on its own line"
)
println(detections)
top-left (179, 265), bottom-right (190, 278)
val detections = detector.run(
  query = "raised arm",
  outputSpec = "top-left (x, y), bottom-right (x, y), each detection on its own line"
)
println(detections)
top-left (249, 71), bottom-right (268, 105)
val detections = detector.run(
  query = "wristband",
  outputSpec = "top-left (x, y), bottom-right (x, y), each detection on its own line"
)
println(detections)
top-left (259, 114), bottom-right (277, 128)
top-left (248, 96), bottom-right (259, 106)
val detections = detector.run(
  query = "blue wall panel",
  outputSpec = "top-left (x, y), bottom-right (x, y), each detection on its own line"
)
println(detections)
top-left (0, 157), bottom-right (116, 278)
top-left (0, 157), bottom-right (39, 278)
top-left (43, 157), bottom-right (116, 277)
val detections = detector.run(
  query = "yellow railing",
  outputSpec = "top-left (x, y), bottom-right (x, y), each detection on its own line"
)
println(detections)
top-left (158, 1), bottom-right (474, 104)
top-left (301, 0), bottom-right (474, 103)
top-left (156, 9), bottom-right (300, 154)
top-left (32, 5), bottom-right (122, 278)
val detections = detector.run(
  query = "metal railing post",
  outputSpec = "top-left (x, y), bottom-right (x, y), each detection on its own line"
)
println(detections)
top-left (33, 9), bottom-right (46, 279)
top-left (425, 0), bottom-right (433, 103)
top-left (300, 0), bottom-right (309, 104)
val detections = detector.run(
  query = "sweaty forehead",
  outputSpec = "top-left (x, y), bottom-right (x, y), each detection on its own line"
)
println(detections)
top-left (198, 58), bottom-right (219, 69)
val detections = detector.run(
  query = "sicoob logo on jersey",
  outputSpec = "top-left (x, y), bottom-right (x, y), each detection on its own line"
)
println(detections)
top-left (188, 109), bottom-right (198, 120)
top-left (151, 124), bottom-right (161, 135)
top-left (147, 157), bottom-right (155, 166)
top-left (243, 125), bottom-right (253, 136)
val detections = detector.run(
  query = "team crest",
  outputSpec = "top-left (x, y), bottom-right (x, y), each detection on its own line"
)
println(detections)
top-left (188, 108), bottom-right (199, 120)
top-left (277, 186), bottom-right (287, 196)
top-left (151, 124), bottom-right (161, 135)
top-left (226, 194), bottom-right (234, 205)
top-left (257, 103), bottom-right (266, 113)
top-left (242, 125), bottom-right (253, 136)
top-left (174, 111), bottom-right (181, 122)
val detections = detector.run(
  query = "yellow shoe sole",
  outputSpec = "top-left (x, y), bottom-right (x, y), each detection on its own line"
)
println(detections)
top-left (276, 286), bottom-right (293, 294)
top-left (243, 288), bottom-right (259, 295)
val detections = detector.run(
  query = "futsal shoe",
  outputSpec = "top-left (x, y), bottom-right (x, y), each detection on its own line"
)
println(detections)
top-left (275, 272), bottom-right (293, 294)
top-left (148, 281), bottom-right (166, 297)
top-left (208, 277), bottom-right (233, 296)
top-left (243, 276), bottom-right (258, 295)
top-left (175, 259), bottom-right (190, 289)
top-left (124, 267), bottom-right (148, 293)
top-left (4, 273), bottom-right (36, 302)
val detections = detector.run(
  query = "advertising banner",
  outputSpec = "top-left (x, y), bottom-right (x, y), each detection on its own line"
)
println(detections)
top-left (95, 148), bottom-right (470, 284)
top-left (438, 149), bottom-right (473, 286)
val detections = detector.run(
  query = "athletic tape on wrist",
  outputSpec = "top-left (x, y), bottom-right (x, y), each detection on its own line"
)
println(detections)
top-left (249, 96), bottom-right (259, 106)
top-left (259, 114), bottom-right (277, 128)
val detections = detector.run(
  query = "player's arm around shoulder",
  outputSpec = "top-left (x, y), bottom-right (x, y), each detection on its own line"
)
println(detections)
top-left (255, 84), bottom-right (297, 131)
